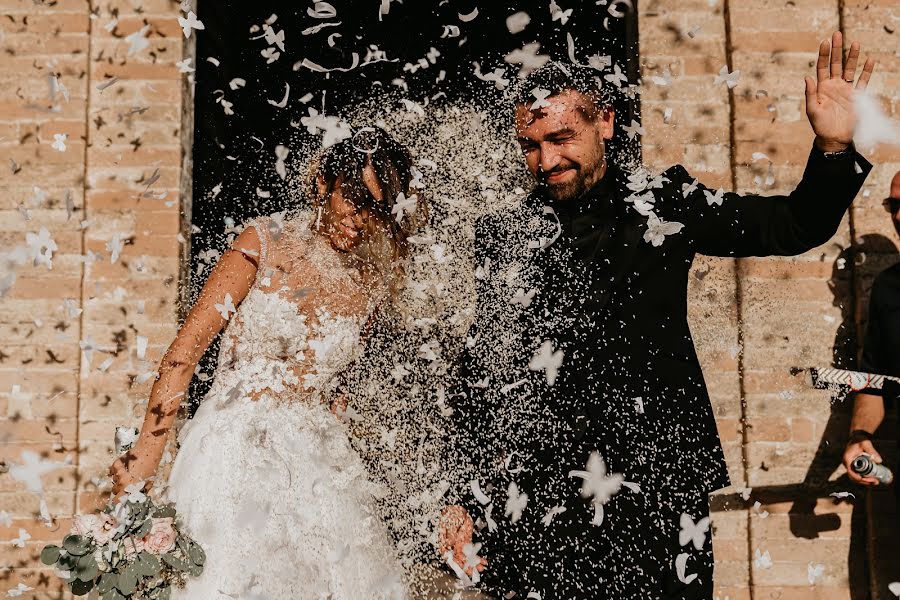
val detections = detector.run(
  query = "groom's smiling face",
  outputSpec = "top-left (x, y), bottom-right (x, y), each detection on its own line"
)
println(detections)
top-left (515, 89), bottom-right (615, 202)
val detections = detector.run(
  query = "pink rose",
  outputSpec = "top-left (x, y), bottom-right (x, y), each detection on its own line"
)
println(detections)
top-left (141, 518), bottom-right (177, 555)
top-left (72, 514), bottom-right (115, 545)
top-left (122, 536), bottom-right (146, 558)
top-left (72, 514), bottom-right (100, 537)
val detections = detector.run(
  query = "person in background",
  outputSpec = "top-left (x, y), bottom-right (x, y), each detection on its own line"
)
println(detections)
top-left (843, 170), bottom-right (900, 498)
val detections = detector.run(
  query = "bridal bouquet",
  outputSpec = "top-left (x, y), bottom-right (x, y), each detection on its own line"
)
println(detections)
top-left (40, 487), bottom-right (205, 599)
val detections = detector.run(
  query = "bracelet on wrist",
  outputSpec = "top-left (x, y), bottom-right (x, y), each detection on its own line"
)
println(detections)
top-left (848, 429), bottom-right (874, 444)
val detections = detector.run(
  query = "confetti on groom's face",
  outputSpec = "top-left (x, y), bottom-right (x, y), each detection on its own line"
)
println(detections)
top-left (515, 90), bottom-right (615, 203)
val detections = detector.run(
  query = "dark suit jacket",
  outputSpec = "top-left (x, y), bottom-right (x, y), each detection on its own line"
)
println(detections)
top-left (449, 145), bottom-right (871, 598)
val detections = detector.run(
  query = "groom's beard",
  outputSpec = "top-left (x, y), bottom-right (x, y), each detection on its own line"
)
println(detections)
top-left (539, 164), bottom-right (588, 202)
top-left (537, 152), bottom-right (606, 202)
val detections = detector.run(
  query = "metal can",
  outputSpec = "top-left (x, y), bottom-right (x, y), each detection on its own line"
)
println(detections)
top-left (851, 454), bottom-right (894, 485)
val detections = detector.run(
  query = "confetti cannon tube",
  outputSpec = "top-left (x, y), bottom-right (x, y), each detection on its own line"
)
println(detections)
top-left (851, 454), bottom-right (894, 486)
top-left (790, 366), bottom-right (900, 392)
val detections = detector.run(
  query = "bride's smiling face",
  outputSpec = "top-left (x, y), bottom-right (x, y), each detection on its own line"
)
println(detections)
top-left (322, 188), bottom-right (367, 252)
top-left (317, 164), bottom-right (384, 253)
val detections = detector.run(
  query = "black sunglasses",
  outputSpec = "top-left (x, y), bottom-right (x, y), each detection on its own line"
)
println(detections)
top-left (883, 197), bottom-right (900, 213)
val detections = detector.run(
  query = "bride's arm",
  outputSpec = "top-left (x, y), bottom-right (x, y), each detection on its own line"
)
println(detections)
top-left (109, 226), bottom-right (262, 495)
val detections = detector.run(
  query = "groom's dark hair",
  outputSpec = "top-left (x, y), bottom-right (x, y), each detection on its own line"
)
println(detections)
top-left (512, 62), bottom-right (615, 117)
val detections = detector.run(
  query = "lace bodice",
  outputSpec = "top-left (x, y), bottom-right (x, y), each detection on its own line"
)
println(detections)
top-left (212, 212), bottom-right (384, 404)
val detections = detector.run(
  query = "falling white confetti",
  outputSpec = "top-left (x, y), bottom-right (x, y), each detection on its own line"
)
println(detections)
top-left (458, 8), bottom-right (479, 22)
top-left (549, 0), bottom-right (573, 24)
top-left (106, 232), bottom-right (124, 264)
top-left (215, 293), bottom-right (237, 320)
top-left (675, 552), bottom-right (697, 584)
top-left (178, 11), bottom-right (205, 38)
top-left (392, 192), bottom-right (418, 222)
top-left (505, 481), bottom-right (528, 523)
top-left (530, 87), bottom-right (552, 110)
top-left (51, 133), bottom-right (67, 152)
top-left (807, 562), bottom-right (825, 585)
top-left (6, 583), bottom-right (34, 597)
top-left (704, 188), bottom-right (724, 206)
top-left (604, 63), bottom-right (628, 88)
top-left (714, 65), bottom-right (741, 88)
top-left (8, 450), bottom-right (71, 495)
top-left (643, 213), bottom-right (684, 247)
top-left (528, 340), bottom-right (564, 385)
top-left (506, 11), bottom-right (531, 34)
top-left (568, 451), bottom-right (623, 526)
top-left (267, 82), bottom-right (290, 108)
top-left (9, 528), bottom-right (30, 548)
top-left (504, 42), bottom-right (551, 77)
top-left (176, 58), bottom-right (195, 73)
top-left (274, 145), bottom-right (289, 180)
top-left (125, 24), bottom-right (150, 55)
top-left (679, 513), bottom-right (710, 550)
top-left (25, 228), bottom-right (57, 269)
top-left (308, 1), bottom-right (337, 19)
top-left (753, 548), bottom-right (773, 570)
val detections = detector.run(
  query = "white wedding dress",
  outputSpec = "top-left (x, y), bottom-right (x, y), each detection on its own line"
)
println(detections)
top-left (166, 213), bottom-right (407, 600)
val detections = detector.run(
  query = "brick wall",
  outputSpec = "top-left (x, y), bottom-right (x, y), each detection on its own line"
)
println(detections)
top-left (1, 0), bottom-right (898, 598)
top-left (0, 0), bottom-right (185, 596)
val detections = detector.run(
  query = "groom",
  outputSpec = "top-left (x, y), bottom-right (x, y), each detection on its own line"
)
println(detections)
top-left (443, 32), bottom-right (876, 599)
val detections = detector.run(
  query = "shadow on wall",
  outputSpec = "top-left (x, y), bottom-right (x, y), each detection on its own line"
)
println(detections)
top-left (787, 233), bottom-right (899, 600)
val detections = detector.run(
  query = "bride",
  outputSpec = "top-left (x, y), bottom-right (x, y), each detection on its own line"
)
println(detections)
top-left (108, 128), bottom-right (425, 599)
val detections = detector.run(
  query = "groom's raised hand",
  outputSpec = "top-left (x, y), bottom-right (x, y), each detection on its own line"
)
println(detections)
top-left (805, 31), bottom-right (876, 153)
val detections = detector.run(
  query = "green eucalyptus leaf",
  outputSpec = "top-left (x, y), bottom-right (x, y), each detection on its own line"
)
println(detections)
top-left (187, 562), bottom-right (203, 577)
top-left (97, 572), bottom-right (118, 594)
top-left (159, 585), bottom-right (172, 600)
top-left (40, 545), bottom-right (60, 565)
top-left (102, 588), bottom-right (126, 600)
top-left (153, 505), bottom-right (176, 519)
top-left (135, 518), bottom-right (153, 538)
top-left (136, 552), bottom-right (161, 577)
top-left (58, 552), bottom-right (78, 570)
top-left (76, 554), bottom-right (98, 582)
top-left (187, 542), bottom-right (206, 566)
top-left (161, 552), bottom-right (187, 571)
top-left (69, 577), bottom-right (94, 596)
top-left (116, 564), bottom-right (137, 595)
top-left (63, 535), bottom-right (92, 556)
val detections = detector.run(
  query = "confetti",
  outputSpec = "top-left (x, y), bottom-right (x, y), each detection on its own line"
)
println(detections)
top-left (714, 65), bottom-right (741, 88)
top-left (125, 24), bottom-right (150, 55)
top-left (506, 11), bottom-right (531, 34)
top-left (528, 340), bottom-right (564, 385)
top-left (643, 213), bottom-right (684, 247)
top-left (675, 552), bottom-right (697, 584)
top-left (215, 293), bottom-right (237, 320)
top-left (505, 482), bottom-right (528, 523)
top-left (458, 8), bottom-right (479, 22)
top-left (50, 133), bottom-right (67, 151)
top-left (178, 11), bottom-right (205, 38)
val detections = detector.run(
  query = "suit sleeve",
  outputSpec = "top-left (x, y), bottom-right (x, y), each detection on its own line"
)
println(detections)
top-left (672, 145), bottom-right (871, 258)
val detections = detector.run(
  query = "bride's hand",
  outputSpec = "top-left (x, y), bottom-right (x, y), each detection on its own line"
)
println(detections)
top-left (109, 445), bottom-right (157, 497)
top-left (438, 505), bottom-right (487, 576)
